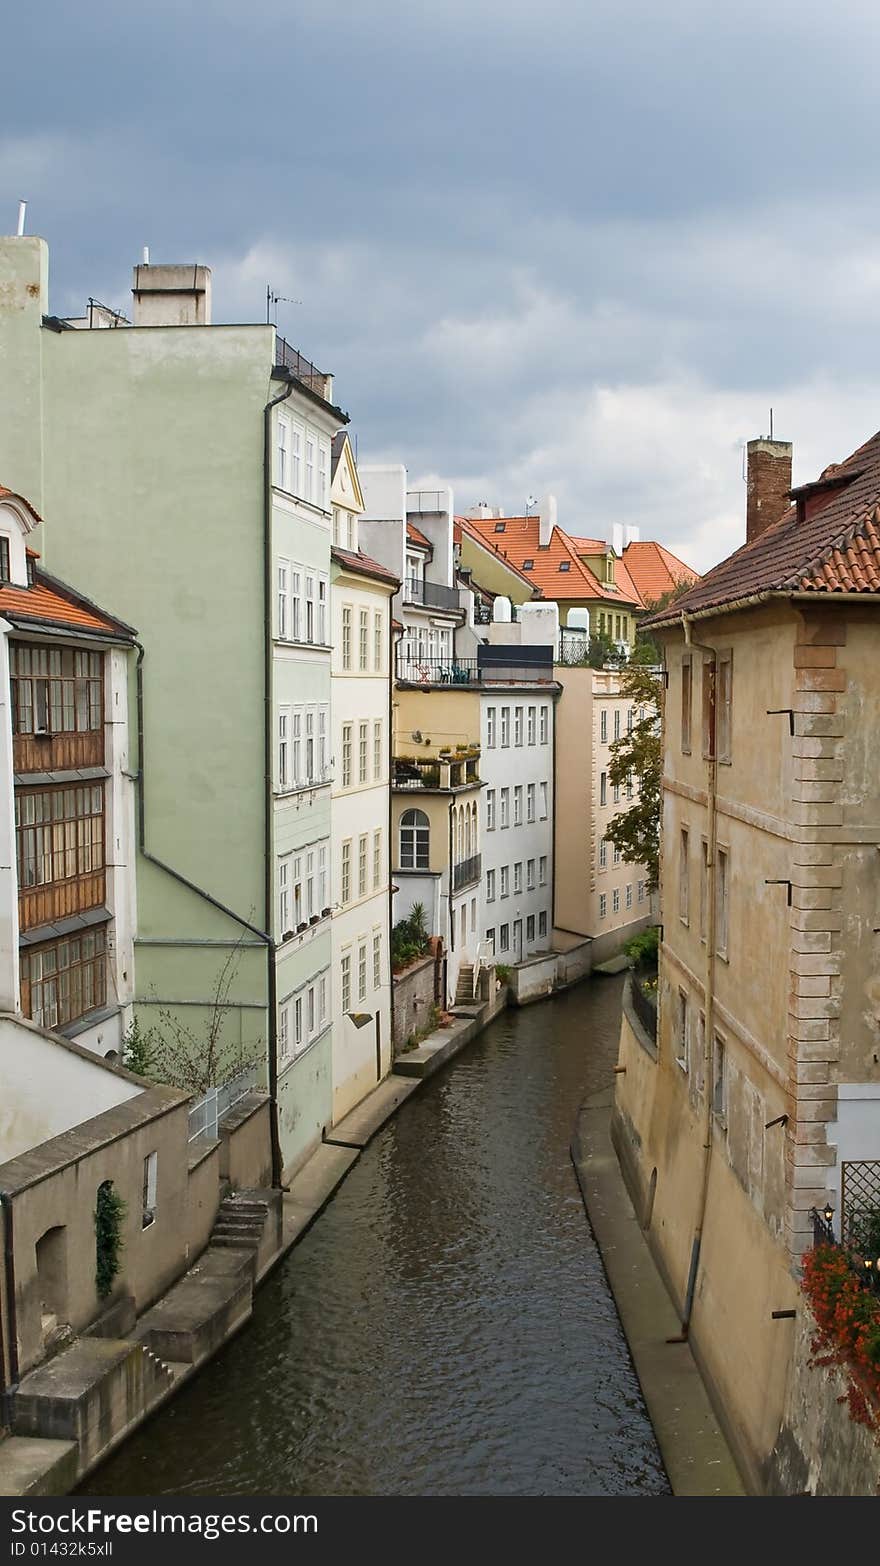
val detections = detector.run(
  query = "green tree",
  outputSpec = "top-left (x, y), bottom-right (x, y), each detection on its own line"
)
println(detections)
top-left (634, 578), bottom-right (693, 662)
top-left (604, 659), bottom-right (664, 890)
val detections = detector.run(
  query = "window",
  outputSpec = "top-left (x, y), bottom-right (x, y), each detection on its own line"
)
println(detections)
top-left (539, 855), bottom-right (547, 885)
top-left (613, 782), bottom-right (620, 804)
top-left (400, 809), bottom-right (429, 870)
top-left (716, 846), bottom-right (730, 957)
top-left (487, 869), bottom-right (496, 902)
top-left (627, 708), bottom-right (634, 733)
top-left (613, 844), bottom-right (621, 865)
top-left (638, 879), bottom-right (646, 902)
top-left (702, 656), bottom-right (716, 760)
top-left (527, 859), bottom-right (535, 889)
top-left (277, 417), bottom-right (288, 489)
top-left (358, 942), bottom-right (368, 1003)
top-left (291, 423), bottom-right (302, 494)
top-left (626, 883), bottom-right (633, 909)
top-left (612, 887), bottom-right (620, 913)
top-left (599, 837), bottom-right (607, 869)
top-left (359, 609), bottom-right (369, 671)
top-left (559, 561), bottom-right (570, 572)
top-left (538, 911), bottom-right (547, 937)
top-left (514, 786), bottom-right (523, 826)
top-left (342, 606), bottom-right (352, 670)
top-left (600, 709), bottom-right (608, 743)
top-left (11, 645), bottom-right (103, 738)
top-left (278, 709), bottom-right (289, 789)
top-left (318, 709), bottom-right (327, 779)
top-left (527, 706), bottom-right (536, 744)
top-left (16, 784), bottom-right (105, 902)
top-left (486, 789), bottom-right (496, 830)
top-left (627, 772), bottom-right (634, 800)
top-left (500, 865), bottom-right (509, 898)
top-left (614, 709), bottom-right (620, 741)
top-left (359, 722), bottom-right (368, 784)
top-left (681, 653), bottom-right (692, 753)
top-left (305, 574), bottom-right (315, 642)
top-left (514, 706), bottom-right (523, 746)
top-left (527, 784), bottom-right (536, 822)
top-left (373, 932), bottom-right (382, 990)
top-left (319, 844), bottom-right (328, 911)
top-left (20, 928), bottom-right (107, 1031)
top-left (279, 856), bottom-right (290, 932)
top-left (675, 990), bottom-right (689, 1070)
top-left (318, 578), bottom-right (327, 644)
top-left (487, 707), bottom-right (496, 748)
top-left (294, 994), bottom-right (303, 1055)
top-left (522, 558), bottom-right (533, 569)
top-left (277, 561), bottom-right (289, 638)
top-left (291, 569), bottom-right (302, 640)
top-left (500, 923), bottom-right (510, 951)
top-left (358, 834), bottom-right (368, 898)
top-left (600, 772), bottom-right (607, 806)
top-left (142, 1152), bottom-right (158, 1229)
top-left (540, 783), bottom-right (548, 819)
top-left (342, 723), bottom-right (352, 788)
top-left (599, 894), bottom-right (607, 920)
top-left (341, 952), bottom-right (351, 1012)
top-left (341, 840), bottom-right (352, 905)
top-left (494, 521), bottom-right (506, 533)
top-left (500, 788), bottom-right (510, 828)
top-left (279, 1003), bottom-right (290, 1062)
top-left (374, 612), bottom-right (383, 671)
top-left (318, 444), bottom-right (328, 509)
top-left (373, 721), bottom-right (383, 781)
top-left (292, 855), bottom-right (303, 925)
top-left (501, 707), bottom-right (510, 747)
top-left (514, 862), bottom-right (523, 894)
top-left (305, 436), bottom-right (315, 503)
top-left (319, 972), bottom-right (328, 1026)
top-left (486, 927), bottom-right (496, 952)
top-left (713, 1033), bottom-right (727, 1122)
top-left (527, 914), bottom-right (535, 943)
top-left (680, 827), bottom-right (690, 924)
top-left (373, 830), bottom-right (382, 890)
top-left (305, 709), bottom-right (315, 781)
top-left (717, 651), bottom-right (733, 763)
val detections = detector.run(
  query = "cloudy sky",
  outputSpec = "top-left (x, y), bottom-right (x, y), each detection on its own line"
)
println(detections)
top-left (4, 0), bottom-right (880, 571)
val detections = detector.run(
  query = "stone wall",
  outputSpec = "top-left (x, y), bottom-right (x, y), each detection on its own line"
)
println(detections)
top-left (767, 1308), bottom-right (880, 1495)
top-left (392, 953), bottom-right (438, 1053)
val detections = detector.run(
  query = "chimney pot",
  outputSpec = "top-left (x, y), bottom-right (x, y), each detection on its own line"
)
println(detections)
top-left (746, 438), bottom-right (793, 543)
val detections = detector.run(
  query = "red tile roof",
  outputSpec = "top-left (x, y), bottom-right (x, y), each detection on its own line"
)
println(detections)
top-left (454, 515), bottom-right (541, 594)
top-left (406, 521), bottom-right (432, 551)
top-left (0, 486), bottom-right (42, 525)
top-left (622, 540), bottom-right (699, 606)
top-left (463, 513), bottom-right (643, 606)
top-left (331, 546), bottom-right (399, 587)
top-left (648, 427), bottom-right (880, 626)
top-left (0, 570), bottom-right (134, 637)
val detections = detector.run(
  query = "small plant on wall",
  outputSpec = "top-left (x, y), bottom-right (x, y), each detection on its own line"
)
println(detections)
top-left (802, 1243), bottom-right (880, 1433)
top-left (95, 1180), bottom-right (126, 1299)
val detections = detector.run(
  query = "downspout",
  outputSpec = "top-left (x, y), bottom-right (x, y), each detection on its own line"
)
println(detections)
top-left (134, 642), bottom-right (281, 1184)
top-left (0, 1189), bottom-right (19, 1406)
top-left (680, 611), bottom-right (718, 1334)
top-left (263, 376), bottom-right (297, 1186)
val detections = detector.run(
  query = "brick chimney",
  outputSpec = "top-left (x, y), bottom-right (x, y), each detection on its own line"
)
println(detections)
top-left (746, 438), bottom-right (792, 543)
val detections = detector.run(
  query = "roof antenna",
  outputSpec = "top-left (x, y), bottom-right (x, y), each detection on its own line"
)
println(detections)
top-left (142, 245), bottom-right (150, 264)
top-left (16, 200), bottom-right (26, 236)
top-left (769, 407), bottom-right (774, 440)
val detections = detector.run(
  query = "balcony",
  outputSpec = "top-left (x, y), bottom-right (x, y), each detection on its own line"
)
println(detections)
top-left (452, 854), bottom-right (481, 893)
top-left (394, 751), bottom-right (480, 792)
top-left (402, 578), bottom-right (462, 613)
top-left (396, 655), bottom-right (479, 686)
top-left (274, 336), bottom-right (334, 403)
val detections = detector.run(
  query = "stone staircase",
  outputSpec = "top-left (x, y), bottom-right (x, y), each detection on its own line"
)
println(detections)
top-left (454, 964), bottom-right (474, 1006)
top-left (210, 1190), bottom-right (279, 1271)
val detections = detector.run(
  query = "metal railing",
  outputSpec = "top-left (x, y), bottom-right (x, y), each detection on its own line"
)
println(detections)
top-left (557, 634), bottom-right (593, 666)
top-left (629, 973), bottom-right (658, 1042)
top-left (402, 578), bottom-right (462, 612)
top-left (396, 656), bottom-right (479, 685)
top-left (274, 336), bottom-right (331, 400)
top-left (472, 936), bottom-right (494, 999)
top-left (187, 1064), bottom-right (260, 1144)
top-left (452, 853), bottom-right (481, 892)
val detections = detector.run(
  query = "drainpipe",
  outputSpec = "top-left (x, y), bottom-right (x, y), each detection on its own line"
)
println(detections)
top-left (263, 377), bottom-right (297, 1186)
top-left (680, 611), bottom-right (718, 1334)
top-left (0, 1189), bottom-right (19, 1406)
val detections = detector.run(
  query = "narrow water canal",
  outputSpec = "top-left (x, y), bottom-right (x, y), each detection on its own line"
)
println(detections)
top-left (83, 974), bottom-right (668, 1496)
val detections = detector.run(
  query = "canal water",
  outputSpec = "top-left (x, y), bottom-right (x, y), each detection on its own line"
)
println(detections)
top-left (82, 974), bottom-right (669, 1496)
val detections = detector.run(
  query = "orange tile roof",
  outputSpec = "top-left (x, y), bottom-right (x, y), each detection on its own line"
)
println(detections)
top-left (406, 521), bottom-right (432, 551)
top-left (463, 513), bottom-right (643, 605)
top-left (622, 540), bottom-right (699, 606)
top-left (0, 571), bottom-right (134, 636)
top-left (454, 515), bottom-right (541, 593)
top-left (331, 545), bottom-right (399, 587)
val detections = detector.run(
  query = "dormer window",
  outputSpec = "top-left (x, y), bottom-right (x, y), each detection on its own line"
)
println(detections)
top-left (494, 522), bottom-right (506, 533)
top-left (0, 539), bottom-right (9, 583)
top-left (558, 561), bottom-right (571, 572)
top-left (605, 555), bottom-right (615, 583)
top-left (26, 554), bottom-right (35, 586)
top-left (522, 559), bottom-right (534, 570)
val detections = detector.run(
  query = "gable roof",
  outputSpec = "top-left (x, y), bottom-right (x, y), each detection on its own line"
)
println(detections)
top-left (406, 520), bottom-right (432, 552)
top-left (329, 431), bottom-right (365, 512)
top-left (463, 512), bottom-right (643, 606)
top-left (454, 515), bottom-right (542, 595)
top-left (647, 427), bottom-right (880, 627)
top-left (331, 545), bottom-right (399, 588)
top-left (1, 561), bottom-right (135, 638)
top-left (622, 540), bottom-right (699, 606)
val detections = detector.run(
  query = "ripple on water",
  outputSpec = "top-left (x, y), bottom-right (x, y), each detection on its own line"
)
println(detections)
top-left (81, 974), bottom-right (669, 1497)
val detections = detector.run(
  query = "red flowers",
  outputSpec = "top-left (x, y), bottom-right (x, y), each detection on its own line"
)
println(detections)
top-left (801, 1245), bottom-right (880, 1432)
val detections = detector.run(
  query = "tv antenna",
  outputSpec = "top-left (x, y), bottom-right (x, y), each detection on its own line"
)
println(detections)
top-left (266, 286), bottom-right (302, 325)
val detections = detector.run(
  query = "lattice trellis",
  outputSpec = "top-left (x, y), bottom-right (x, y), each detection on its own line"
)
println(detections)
top-left (841, 1160), bottom-right (880, 1254)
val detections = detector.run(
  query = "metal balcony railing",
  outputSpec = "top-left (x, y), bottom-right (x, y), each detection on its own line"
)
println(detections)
top-left (396, 656), bottom-right (479, 685)
top-left (402, 578), bottom-right (462, 612)
top-left (452, 853), bottom-right (481, 892)
top-left (274, 336), bottom-right (332, 400)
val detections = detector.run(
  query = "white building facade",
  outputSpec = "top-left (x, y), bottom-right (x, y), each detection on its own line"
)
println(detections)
top-left (480, 684), bottom-right (556, 964)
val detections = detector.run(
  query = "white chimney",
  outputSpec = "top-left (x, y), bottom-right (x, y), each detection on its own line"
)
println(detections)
top-left (624, 525), bottom-right (640, 546)
top-left (132, 263), bottom-right (212, 326)
top-left (611, 522), bottom-right (624, 555)
top-left (539, 493), bottom-right (557, 548)
top-left (493, 596), bottom-right (512, 623)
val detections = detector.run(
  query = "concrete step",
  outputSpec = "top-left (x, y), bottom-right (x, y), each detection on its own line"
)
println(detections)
top-left (211, 1233), bottom-right (261, 1251)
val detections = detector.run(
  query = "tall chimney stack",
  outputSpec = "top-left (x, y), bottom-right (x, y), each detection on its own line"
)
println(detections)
top-left (539, 493), bottom-right (557, 548)
top-left (131, 263), bottom-right (212, 326)
top-left (746, 437), bottom-right (792, 543)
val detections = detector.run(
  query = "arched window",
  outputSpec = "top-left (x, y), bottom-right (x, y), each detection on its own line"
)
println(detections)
top-left (400, 809), bottom-right (430, 870)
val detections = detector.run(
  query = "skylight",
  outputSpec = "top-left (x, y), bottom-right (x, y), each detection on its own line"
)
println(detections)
top-left (494, 522), bottom-right (506, 533)
top-left (522, 559), bottom-right (534, 570)
top-left (558, 561), bottom-right (571, 572)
